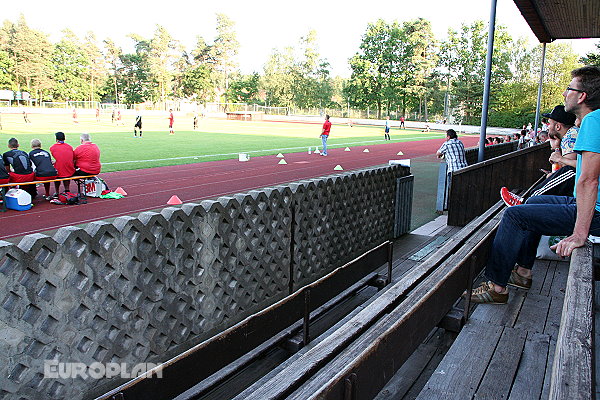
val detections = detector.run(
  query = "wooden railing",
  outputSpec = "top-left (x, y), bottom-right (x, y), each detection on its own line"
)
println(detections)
top-left (447, 142), bottom-right (550, 226)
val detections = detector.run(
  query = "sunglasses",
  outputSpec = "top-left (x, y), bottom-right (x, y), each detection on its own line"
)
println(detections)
top-left (566, 86), bottom-right (586, 94)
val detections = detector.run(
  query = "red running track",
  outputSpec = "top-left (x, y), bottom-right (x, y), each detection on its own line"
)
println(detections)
top-left (0, 136), bottom-right (481, 240)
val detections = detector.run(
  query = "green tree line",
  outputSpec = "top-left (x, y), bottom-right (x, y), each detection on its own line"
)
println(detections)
top-left (1, 13), bottom-right (598, 127)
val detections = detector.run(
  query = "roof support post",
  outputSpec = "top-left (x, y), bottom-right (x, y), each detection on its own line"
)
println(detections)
top-left (478, 0), bottom-right (498, 162)
top-left (534, 42), bottom-right (547, 137)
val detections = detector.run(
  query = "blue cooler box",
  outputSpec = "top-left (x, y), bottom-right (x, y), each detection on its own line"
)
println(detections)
top-left (5, 189), bottom-right (32, 211)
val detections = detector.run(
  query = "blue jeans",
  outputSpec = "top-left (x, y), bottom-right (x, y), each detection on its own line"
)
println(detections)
top-left (485, 195), bottom-right (600, 287)
top-left (321, 135), bottom-right (328, 155)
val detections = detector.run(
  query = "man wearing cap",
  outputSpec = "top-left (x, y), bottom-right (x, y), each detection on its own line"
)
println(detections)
top-left (500, 105), bottom-right (578, 206)
top-left (467, 65), bottom-right (600, 304)
top-left (50, 131), bottom-right (75, 195)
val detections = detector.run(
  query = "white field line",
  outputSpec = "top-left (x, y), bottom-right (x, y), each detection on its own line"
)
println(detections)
top-left (102, 135), bottom-right (444, 165)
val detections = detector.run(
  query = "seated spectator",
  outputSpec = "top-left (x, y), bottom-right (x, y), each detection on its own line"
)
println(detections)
top-left (3, 137), bottom-right (36, 199)
top-left (50, 132), bottom-right (75, 195)
top-left (501, 105), bottom-right (578, 206)
top-left (0, 161), bottom-right (7, 185)
top-left (538, 131), bottom-right (550, 142)
top-left (73, 133), bottom-right (101, 176)
top-left (29, 139), bottom-right (58, 200)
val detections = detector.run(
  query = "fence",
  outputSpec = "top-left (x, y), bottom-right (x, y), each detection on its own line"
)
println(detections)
top-left (447, 142), bottom-right (550, 226)
top-left (436, 141), bottom-right (519, 212)
top-left (0, 164), bottom-right (410, 399)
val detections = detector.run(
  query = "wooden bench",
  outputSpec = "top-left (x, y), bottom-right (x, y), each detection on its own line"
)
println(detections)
top-left (0, 175), bottom-right (96, 211)
top-left (549, 243), bottom-right (594, 399)
top-left (227, 201), bottom-right (505, 400)
top-left (97, 241), bottom-right (394, 400)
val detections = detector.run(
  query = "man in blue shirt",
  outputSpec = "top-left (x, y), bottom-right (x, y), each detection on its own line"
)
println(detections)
top-left (468, 66), bottom-right (600, 304)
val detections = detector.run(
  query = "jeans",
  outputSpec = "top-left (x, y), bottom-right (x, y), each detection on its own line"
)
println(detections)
top-left (485, 195), bottom-right (600, 287)
top-left (321, 135), bottom-right (328, 155)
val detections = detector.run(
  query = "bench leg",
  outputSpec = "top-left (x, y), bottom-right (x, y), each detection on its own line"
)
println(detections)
top-left (75, 179), bottom-right (88, 204)
top-left (1, 187), bottom-right (5, 212)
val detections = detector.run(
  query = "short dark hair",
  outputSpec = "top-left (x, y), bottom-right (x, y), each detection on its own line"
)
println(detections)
top-left (325, 114), bottom-right (330, 120)
top-left (446, 129), bottom-right (457, 139)
top-left (8, 137), bottom-right (18, 148)
top-left (55, 131), bottom-right (65, 141)
top-left (572, 66), bottom-right (600, 111)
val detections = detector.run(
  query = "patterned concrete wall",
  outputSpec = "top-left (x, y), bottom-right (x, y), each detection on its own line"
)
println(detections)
top-left (0, 164), bottom-right (409, 399)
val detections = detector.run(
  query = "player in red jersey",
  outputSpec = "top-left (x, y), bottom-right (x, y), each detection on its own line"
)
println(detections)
top-left (168, 109), bottom-right (175, 135)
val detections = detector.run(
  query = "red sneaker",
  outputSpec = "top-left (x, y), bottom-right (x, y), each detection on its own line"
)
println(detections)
top-left (500, 187), bottom-right (523, 207)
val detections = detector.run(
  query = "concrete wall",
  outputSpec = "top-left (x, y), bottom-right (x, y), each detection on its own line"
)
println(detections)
top-left (0, 164), bottom-right (409, 399)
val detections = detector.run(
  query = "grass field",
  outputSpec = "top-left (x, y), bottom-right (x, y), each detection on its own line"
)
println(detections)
top-left (0, 112), bottom-right (446, 172)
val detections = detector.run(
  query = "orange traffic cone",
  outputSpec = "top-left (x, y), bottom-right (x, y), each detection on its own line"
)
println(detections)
top-left (167, 195), bottom-right (182, 205)
top-left (115, 187), bottom-right (127, 195)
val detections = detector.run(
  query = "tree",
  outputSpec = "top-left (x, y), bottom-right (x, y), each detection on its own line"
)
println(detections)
top-left (226, 73), bottom-right (260, 103)
top-left (261, 48), bottom-right (296, 107)
top-left (581, 42), bottom-right (600, 66)
top-left (83, 32), bottom-right (108, 102)
top-left (440, 21), bottom-right (513, 124)
top-left (4, 15), bottom-right (53, 101)
top-left (146, 25), bottom-right (179, 102)
top-left (103, 38), bottom-right (123, 103)
top-left (52, 29), bottom-right (90, 101)
top-left (211, 13), bottom-right (239, 93)
top-left (181, 65), bottom-right (212, 100)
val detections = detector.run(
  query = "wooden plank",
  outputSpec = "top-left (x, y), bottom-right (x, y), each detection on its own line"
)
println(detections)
top-left (549, 259), bottom-right (570, 299)
top-left (535, 259), bottom-right (555, 297)
top-left (513, 293), bottom-right (551, 334)
top-left (549, 244), bottom-right (593, 400)
top-left (473, 326), bottom-right (527, 400)
top-left (470, 289), bottom-right (526, 329)
top-left (508, 332), bottom-right (550, 400)
top-left (373, 328), bottom-right (455, 400)
top-left (280, 216), bottom-right (502, 400)
top-left (540, 339), bottom-right (557, 400)
top-left (543, 295), bottom-right (563, 339)
top-left (414, 321), bottom-right (503, 400)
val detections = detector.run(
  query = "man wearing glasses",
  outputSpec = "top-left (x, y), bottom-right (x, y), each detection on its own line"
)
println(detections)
top-left (467, 66), bottom-right (600, 304)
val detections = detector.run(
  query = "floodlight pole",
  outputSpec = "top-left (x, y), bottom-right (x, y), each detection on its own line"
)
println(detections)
top-left (534, 43), bottom-right (547, 137)
top-left (478, 0), bottom-right (498, 162)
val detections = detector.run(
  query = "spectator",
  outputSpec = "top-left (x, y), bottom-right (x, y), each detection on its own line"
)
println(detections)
top-left (517, 130), bottom-right (528, 149)
top-left (437, 129), bottom-right (467, 172)
top-left (501, 105), bottom-right (578, 206)
top-left (73, 133), bottom-right (101, 176)
top-left (50, 131), bottom-right (75, 194)
top-left (29, 139), bottom-right (58, 200)
top-left (538, 131), bottom-right (550, 142)
top-left (384, 116), bottom-right (391, 141)
top-left (3, 137), bottom-right (36, 199)
top-left (467, 65), bottom-right (600, 304)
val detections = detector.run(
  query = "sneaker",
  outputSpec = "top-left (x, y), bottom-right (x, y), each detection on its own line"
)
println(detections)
top-left (500, 187), bottom-right (523, 207)
top-left (507, 268), bottom-right (532, 289)
top-left (466, 281), bottom-right (508, 304)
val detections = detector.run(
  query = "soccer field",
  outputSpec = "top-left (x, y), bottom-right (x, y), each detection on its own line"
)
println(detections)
top-left (0, 112), bottom-right (445, 172)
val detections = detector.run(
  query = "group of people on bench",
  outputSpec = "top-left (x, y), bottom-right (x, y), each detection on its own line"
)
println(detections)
top-left (0, 132), bottom-right (101, 201)
top-left (467, 65), bottom-right (600, 304)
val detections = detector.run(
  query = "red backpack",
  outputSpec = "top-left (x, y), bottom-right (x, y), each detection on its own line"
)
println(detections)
top-left (58, 191), bottom-right (80, 205)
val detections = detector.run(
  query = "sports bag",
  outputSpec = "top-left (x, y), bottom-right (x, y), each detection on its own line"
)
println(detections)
top-left (58, 191), bottom-right (80, 205)
top-left (84, 177), bottom-right (109, 197)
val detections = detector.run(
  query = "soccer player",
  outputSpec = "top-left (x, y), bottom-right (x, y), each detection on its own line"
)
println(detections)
top-left (3, 137), bottom-right (36, 198)
top-left (169, 109), bottom-right (175, 135)
top-left (29, 139), bottom-right (58, 200)
top-left (320, 114), bottom-right (331, 156)
top-left (72, 108), bottom-right (78, 123)
top-left (50, 132), bottom-right (75, 194)
top-left (193, 111), bottom-right (198, 130)
top-left (134, 112), bottom-right (143, 138)
top-left (95, 108), bottom-right (100, 122)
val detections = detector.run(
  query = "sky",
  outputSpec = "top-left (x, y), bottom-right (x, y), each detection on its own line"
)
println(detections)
top-left (3, 0), bottom-right (599, 77)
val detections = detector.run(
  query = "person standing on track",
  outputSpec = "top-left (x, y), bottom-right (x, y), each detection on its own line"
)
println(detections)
top-left (400, 116), bottom-right (405, 129)
top-left (50, 131), bottom-right (75, 195)
top-left (320, 114), bottom-right (331, 156)
top-left (169, 109), bottom-right (175, 135)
